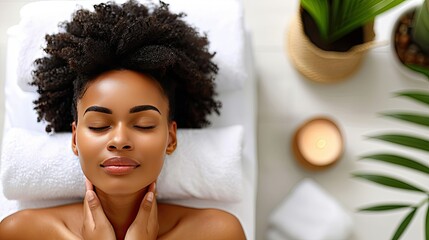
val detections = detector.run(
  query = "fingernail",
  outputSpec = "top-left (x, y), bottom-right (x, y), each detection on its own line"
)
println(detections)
top-left (147, 192), bottom-right (154, 203)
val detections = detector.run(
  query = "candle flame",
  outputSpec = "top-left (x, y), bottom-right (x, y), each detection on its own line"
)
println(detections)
top-left (316, 138), bottom-right (327, 149)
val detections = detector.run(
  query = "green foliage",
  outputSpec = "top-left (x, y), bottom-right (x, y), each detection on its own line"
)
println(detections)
top-left (359, 203), bottom-right (412, 212)
top-left (393, 208), bottom-right (417, 240)
top-left (353, 173), bottom-right (427, 193)
top-left (412, 0), bottom-right (429, 53)
top-left (300, 0), bottom-right (406, 43)
top-left (406, 64), bottom-right (429, 80)
top-left (355, 91), bottom-right (429, 240)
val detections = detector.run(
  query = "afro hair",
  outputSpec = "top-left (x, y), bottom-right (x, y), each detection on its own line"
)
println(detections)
top-left (31, 0), bottom-right (221, 133)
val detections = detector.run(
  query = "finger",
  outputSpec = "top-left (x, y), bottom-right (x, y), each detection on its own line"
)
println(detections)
top-left (149, 182), bottom-right (156, 192)
top-left (134, 190), bottom-right (155, 228)
top-left (147, 193), bottom-right (158, 237)
top-left (83, 190), bottom-right (96, 231)
top-left (85, 178), bottom-right (94, 191)
top-left (85, 190), bottom-right (110, 229)
top-left (83, 190), bottom-right (116, 240)
top-left (148, 182), bottom-right (158, 220)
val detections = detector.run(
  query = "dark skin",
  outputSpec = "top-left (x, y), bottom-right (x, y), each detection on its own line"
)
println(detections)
top-left (0, 199), bottom-right (244, 239)
top-left (0, 70), bottom-right (245, 240)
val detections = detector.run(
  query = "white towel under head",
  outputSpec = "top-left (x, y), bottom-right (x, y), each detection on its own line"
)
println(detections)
top-left (15, 0), bottom-right (246, 93)
top-left (267, 179), bottom-right (353, 240)
top-left (1, 125), bottom-right (243, 202)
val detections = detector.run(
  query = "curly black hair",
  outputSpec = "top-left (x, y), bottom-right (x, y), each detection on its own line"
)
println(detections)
top-left (31, 0), bottom-right (221, 133)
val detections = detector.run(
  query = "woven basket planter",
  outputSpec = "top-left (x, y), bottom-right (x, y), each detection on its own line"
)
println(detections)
top-left (287, 9), bottom-right (376, 83)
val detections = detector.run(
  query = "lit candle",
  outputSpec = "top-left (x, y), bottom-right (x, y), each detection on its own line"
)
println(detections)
top-left (292, 117), bottom-right (344, 170)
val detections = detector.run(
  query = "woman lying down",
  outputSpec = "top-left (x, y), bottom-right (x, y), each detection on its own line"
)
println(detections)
top-left (0, 1), bottom-right (245, 239)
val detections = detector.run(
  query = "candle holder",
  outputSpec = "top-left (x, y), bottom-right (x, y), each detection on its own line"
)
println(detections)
top-left (292, 116), bottom-right (344, 171)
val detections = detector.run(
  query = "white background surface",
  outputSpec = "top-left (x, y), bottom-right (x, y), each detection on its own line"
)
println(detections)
top-left (243, 0), bottom-right (429, 239)
top-left (1, 0), bottom-right (429, 239)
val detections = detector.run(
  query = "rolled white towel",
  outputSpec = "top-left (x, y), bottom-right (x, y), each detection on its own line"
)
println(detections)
top-left (267, 179), bottom-right (353, 240)
top-left (1, 125), bottom-right (243, 202)
top-left (0, 183), bottom-right (19, 221)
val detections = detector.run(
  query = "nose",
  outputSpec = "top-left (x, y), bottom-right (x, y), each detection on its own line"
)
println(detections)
top-left (107, 124), bottom-right (133, 151)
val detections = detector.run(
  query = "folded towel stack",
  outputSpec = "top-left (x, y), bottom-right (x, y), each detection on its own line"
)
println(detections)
top-left (1, 125), bottom-right (243, 203)
top-left (267, 179), bottom-right (353, 240)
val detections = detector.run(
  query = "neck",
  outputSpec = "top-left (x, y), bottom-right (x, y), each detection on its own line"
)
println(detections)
top-left (95, 187), bottom-right (148, 240)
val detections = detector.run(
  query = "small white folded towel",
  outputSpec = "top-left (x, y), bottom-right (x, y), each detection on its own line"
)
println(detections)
top-left (266, 228), bottom-right (288, 240)
top-left (15, 0), bottom-right (246, 93)
top-left (1, 125), bottom-right (243, 202)
top-left (267, 179), bottom-right (353, 240)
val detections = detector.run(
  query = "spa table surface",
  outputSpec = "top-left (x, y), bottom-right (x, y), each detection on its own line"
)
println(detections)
top-left (243, 0), bottom-right (429, 239)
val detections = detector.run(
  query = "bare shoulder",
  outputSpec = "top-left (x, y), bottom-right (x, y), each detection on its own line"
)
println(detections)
top-left (158, 203), bottom-right (246, 240)
top-left (0, 203), bottom-right (82, 240)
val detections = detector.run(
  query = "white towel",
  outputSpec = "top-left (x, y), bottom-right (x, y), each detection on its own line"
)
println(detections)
top-left (15, 0), bottom-right (246, 93)
top-left (266, 228), bottom-right (289, 240)
top-left (1, 125), bottom-right (243, 202)
top-left (267, 179), bottom-right (353, 240)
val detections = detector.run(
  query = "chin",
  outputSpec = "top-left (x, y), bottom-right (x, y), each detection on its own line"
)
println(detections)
top-left (94, 175), bottom-right (152, 195)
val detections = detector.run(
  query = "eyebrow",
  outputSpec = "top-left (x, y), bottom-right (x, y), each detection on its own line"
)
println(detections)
top-left (129, 105), bottom-right (161, 115)
top-left (84, 105), bottom-right (161, 116)
top-left (84, 106), bottom-right (112, 115)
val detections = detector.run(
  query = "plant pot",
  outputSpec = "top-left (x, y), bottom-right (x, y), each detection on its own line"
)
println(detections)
top-left (286, 8), bottom-right (376, 83)
top-left (391, 4), bottom-right (429, 82)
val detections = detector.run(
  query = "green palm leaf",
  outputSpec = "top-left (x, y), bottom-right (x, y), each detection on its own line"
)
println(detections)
top-left (381, 112), bottom-right (429, 128)
top-left (395, 91), bottom-right (429, 106)
top-left (353, 173), bottom-right (427, 193)
top-left (392, 208), bottom-right (418, 240)
top-left (406, 64), bottom-right (429, 81)
top-left (300, 0), bottom-right (406, 43)
top-left (356, 53), bottom-right (429, 238)
top-left (360, 154), bottom-right (429, 175)
top-left (301, 0), bottom-right (329, 40)
top-left (330, 0), bottom-right (405, 42)
top-left (368, 134), bottom-right (429, 153)
top-left (359, 204), bottom-right (411, 212)
top-left (426, 203), bottom-right (429, 240)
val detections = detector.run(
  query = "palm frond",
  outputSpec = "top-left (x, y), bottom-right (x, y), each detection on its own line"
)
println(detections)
top-left (426, 204), bottom-right (429, 240)
top-left (381, 112), bottom-right (429, 128)
top-left (301, 0), bottom-right (330, 40)
top-left (395, 91), bottom-right (429, 106)
top-left (406, 64), bottom-right (429, 80)
top-left (359, 203), bottom-right (412, 212)
top-left (357, 87), bottom-right (429, 238)
top-left (392, 208), bottom-right (418, 240)
top-left (353, 173), bottom-right (427, 193)
top-left (301, 0), bottom-right (406, 43)
top-left (367, 134), bottom-right (429, 153)
top-left (360, 154), bottom-right (429, 175)
top-left (331, 0), bottom-right (405, 41)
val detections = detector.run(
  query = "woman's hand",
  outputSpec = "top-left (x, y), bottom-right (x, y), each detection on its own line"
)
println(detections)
top-left (125, 182), bottom-right (159, 240)
top-left (82, 178), bottom-right (116, 240)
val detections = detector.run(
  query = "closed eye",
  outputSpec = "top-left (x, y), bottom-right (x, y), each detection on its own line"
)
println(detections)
top-left (88, 126), bottom-right (110, 131)
top-left (135, 126), bottom-right (155, 130)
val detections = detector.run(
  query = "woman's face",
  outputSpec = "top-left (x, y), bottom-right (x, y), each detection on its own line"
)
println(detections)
top-left (71, 69), bottom-right (177, 195)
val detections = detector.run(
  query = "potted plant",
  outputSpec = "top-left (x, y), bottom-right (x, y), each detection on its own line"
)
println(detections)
top-left (392, 0), bottom-right (429, 81)
top-left (354, 89), bottom-right (429, 239)
top-left (287, 0), bottom-right (406, 83)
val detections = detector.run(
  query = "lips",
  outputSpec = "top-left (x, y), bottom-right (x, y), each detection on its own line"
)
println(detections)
top-left (100, 157), bottom-right (140, 176)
